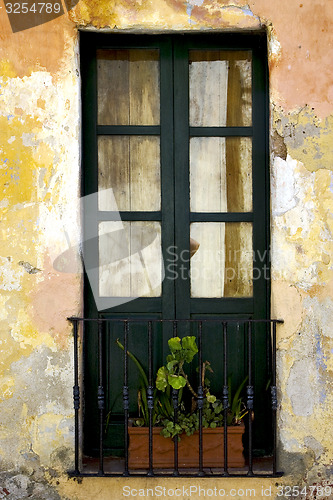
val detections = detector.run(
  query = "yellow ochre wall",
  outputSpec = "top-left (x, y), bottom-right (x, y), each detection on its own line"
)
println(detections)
top-left (0, 1), bottom-right (332, 498)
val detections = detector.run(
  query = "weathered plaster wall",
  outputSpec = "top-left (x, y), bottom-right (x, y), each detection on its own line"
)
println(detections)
top-left (0, 10), bottom-right (81, 498)
top-left (0, 0), bottom-right (332, 498)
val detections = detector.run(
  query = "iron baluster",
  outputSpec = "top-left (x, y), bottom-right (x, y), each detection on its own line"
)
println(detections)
top-left (272, 320), bottom-right (278, 475)
top-left (147, 321), bottom-right (154, 476)
top-left (197, 321), bottom-right (204, 476)
top-left (222, 321), bottom-right (229, 476)
top-left (97, 320), bottom-right (104, 476)
top-left (123, 321), bottom-right (130, 476)
top-left (72, 318), bottom-right (80, 475)
top-left (172, 321), bottom-right (179, 476)
top-left (247, 321), bottom-right (254, 476)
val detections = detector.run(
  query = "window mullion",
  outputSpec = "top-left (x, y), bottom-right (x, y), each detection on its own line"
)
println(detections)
top-left (173, 39), bottom-right (191, 320)
top-left (160, 39), bottom-right (176, 319)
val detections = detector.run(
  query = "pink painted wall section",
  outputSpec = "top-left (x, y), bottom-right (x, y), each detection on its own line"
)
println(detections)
top-left (1, 0), bottom-right (333, 117)
top-left (249, 0), bottom-right (333, 118)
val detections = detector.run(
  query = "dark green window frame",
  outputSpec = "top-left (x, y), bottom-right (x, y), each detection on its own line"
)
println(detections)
top-left (80, 31), bottom-right (271, 456)
top-left (81, 31), bottom-right (270, 320)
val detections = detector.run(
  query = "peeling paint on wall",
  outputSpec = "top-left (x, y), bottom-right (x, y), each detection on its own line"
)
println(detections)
top-left (0, 9), bottom-right (81, 492)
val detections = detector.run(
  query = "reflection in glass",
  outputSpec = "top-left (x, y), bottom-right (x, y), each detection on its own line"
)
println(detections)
top-left (189, 50), bottom-right (252, 127)
top-left (99, 221), bottom-right (162, 297)
top-left (98, 136), bottom-right (161, 211)
top-left (190, 137), bottom-right (252, 212)
top-left (190, 222), bottom-right (253, 297)
top-left (97, 49), bottom-right (160, 126)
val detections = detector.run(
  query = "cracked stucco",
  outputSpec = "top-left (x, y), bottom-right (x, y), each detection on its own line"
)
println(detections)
top-left (0, 0), bottom-right (332, 498)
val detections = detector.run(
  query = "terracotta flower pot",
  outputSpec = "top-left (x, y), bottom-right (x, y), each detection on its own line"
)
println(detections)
top-left (128, 425), bottom-right (245, 469)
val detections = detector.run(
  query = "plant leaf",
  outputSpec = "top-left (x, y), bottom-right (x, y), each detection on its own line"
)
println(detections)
top-left (116, 339), bottom-right (148, 387)
top-left (231, 376), bottom-right (248, 414)
top-left (156, 366), bottom-right (169, 391)
top-left (168, 374), bottom-right (186, 390)
top-left (168, 337), bottom-right (182, 352)
top-left (206, 392), bottom-right (216, 403)
top-left (182, 336), bottom-right (198, 362)
top-left (166, 360), bottom-right (178, 372)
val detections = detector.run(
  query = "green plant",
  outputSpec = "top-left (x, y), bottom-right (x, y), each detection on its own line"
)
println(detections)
top-left (113, 335), bottom-right (248, 439)
top-left (227, 375), bottom-right (248, 425)
top-left (156, 336), bottom-right (247, 438)
top-left (114, 339), bottom-right (173, 428)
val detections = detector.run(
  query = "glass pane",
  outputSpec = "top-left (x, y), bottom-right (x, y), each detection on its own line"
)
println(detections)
top-left (190, 137), bottom-right (252, 212)
top-left (189, 50), bottom-right (252, 127)
top-left (99, 221), bottom-right (162, 297)
top-left (190, 222), bottom-right (253, 297)
top-left (97, 49), bottom-right (160, 126)
top-left (98, 136), bottom-right (161, 211)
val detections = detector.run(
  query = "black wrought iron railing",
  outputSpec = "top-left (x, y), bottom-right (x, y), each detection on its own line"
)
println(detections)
top-left (68, 317), bottom-right (283, 478)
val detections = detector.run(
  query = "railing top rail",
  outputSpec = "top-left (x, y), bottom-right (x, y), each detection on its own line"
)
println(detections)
top-left (68, 316), bottom-right (284, 324)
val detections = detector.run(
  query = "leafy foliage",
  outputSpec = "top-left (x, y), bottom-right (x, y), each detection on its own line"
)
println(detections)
top-left (113, 335), bottom-right (248, 439)
top-left (156, 336), bottom-right (197, 394)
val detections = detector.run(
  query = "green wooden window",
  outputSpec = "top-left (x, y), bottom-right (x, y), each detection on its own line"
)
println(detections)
top-left (80, 32), bottom-right (270, 456)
